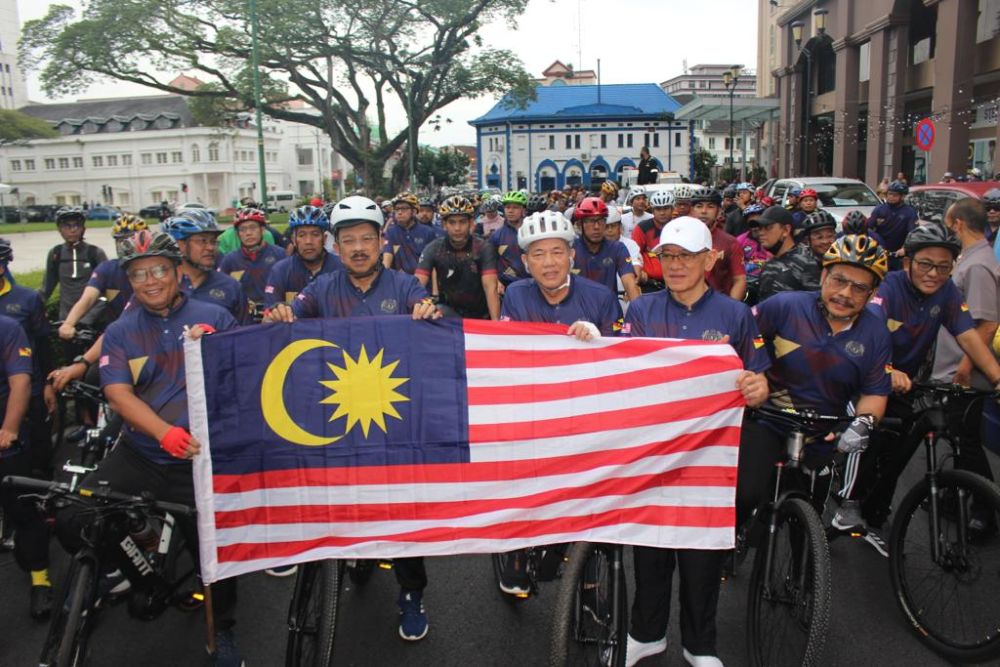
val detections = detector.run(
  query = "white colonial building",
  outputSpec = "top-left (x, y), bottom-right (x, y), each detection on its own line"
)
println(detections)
top-left (470, 83), bottom-right (690, 192)
top-left (0, 0), bottom-right (28, 110)
top-left (0, 93), bottom-right (346, 212)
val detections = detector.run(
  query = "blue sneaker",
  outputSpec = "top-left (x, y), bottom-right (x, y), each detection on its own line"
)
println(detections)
top-left (208, 628), bottom-right (245, 667)
top-left (397, 589), bottom-right (428, 641)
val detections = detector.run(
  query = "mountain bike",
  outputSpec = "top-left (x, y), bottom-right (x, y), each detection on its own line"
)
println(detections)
top-left (548, 542), bottom-right (627, 667)
top-left (741, 405), bottom-right (854, 667)
top-left (2, 475), bottom-right (194, 667)
top-left (885, 381), bottom-right (1000, 663)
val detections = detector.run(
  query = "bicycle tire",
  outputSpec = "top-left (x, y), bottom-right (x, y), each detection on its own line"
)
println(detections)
top-left (889, 469), bottom-right (1000, 662)
top-left (55, 558), bottom-right (96, 667)
top-left (548, 542), bottom-right (626, 667)
top-left (285, 560), bottom-right (342, 667)
top-left (746, 497), bottom-right (831, 667)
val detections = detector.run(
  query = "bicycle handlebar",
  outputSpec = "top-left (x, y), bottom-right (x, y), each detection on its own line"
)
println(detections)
top-left (910, 381), bottom-right (999, 399)
top-left (1, 475), bottom-right (194, 516)
top-left (751, 404), bottom-right (855, 430)
top-left (61, 380), bottom-right (105, 403)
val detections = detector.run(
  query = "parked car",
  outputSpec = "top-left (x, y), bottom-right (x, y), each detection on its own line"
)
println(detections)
top-left (26, 205), bottom-right (61, 222)
top-left (86, 206), bottom-right (122, 221)
top-left (177, 202), bottom-right (218, 217)
top-left (138, 204), bottom-right (172, 219)
top-left (907, 182), bottom-right (996, 225)
top-left (0, 206), bottom-right (27, 223)
top-left (765, 177), bottom-right (882, 226)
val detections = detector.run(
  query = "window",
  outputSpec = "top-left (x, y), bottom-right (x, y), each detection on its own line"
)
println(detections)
top-left (601, 134), bottom-right (607, 149)
top-left (121, 154), bottom-right (132, 166)
top-left (171, 151), bottom-right (183, 163)
top-left (72, 157), bottom-right (83, 168)
top-left (151, 191), bottom-right (162, 203)
top-left (565, 134), bottom-right (572, 149)
top-left (107, 155), bottom-right (117, 167)
top-left (644, 133), bottom-right (650, 148)
top-left (141, 153), bottom-right (152, 165)
top-left (92, 156), bottom-right (103, 168)
top-left (9, 160), bottom-right (20, 172)
top-left (156, 152), bottom-right (168, 164)
top-left (208, 144), bottom-right (220, 161)
top-left (627, 134), bottom-right (633, 149)
top-left (59, 157), bottom-right (69, 169)
top-left (858, 42), bottom-right (871, 83)
top-left (24, 159), bottom-right (34, 171)
top-left (653, 133), bottom-right (660, 148)
top-left (590, 134), bottom-right (600, 149)
top-left (45, 158), bottom-right (55, 170)
top-left (674, 133), bottom-right (681, 148)
top-left (574, 135), bottom-right (581, 149)
top-left (191, 145), bottom-right (200, 162)
top-left (978, 0), bottom-right (1000, 42)
top-left (297, 147), bottom-right (313, 166)
top-left (548, 135), bottom-right (554, 150)
top-left (708, 137), bottom-right (716, 149)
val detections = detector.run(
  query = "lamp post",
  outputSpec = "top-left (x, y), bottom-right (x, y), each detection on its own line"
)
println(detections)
top-left (791, 9), bottom-right (828, 176)
top-left (722, 65), bottom-right (740, 182)
top-left (249, 0), bottom-right (268, 209)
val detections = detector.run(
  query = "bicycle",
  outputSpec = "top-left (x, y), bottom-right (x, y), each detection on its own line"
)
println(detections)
top-left (884, 381), bottom-right (1000, 662)
top-left (741, 405), bottom-right (854, 667)
top-left (57, 381), bottom-right (120, 492)
top-left (547, 542), bottom-right (627, 667)
top-left (1, 475), bottom-right (195, 667)
top-left (284, 557), bottom-right (390, 667)
top-left (49, 321), bottom-right (102, 454)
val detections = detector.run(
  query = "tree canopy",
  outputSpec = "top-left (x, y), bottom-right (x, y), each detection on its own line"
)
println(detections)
top-left (20, 0), bottom-right (535, 192)
top-left (0, 109), bottom-right (59, 145)
top-left (415, 146), bottom-right (472, 189)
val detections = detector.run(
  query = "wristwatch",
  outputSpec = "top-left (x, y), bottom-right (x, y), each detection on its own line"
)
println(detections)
top-left (72, 355), bottom-right (91, 370)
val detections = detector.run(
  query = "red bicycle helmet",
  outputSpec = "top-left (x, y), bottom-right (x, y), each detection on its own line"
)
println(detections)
top-left (573, 196), bottom-right (609, 220)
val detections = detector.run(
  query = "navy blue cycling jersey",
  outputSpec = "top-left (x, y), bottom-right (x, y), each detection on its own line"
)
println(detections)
top-left (382, 222), bottom-right (443, 275)
top-left (0, 315), bottom-right (33, 437)
top-left (867, 270), bottom-right (973, 378)
top-left (868, 202), bottom-right (918, 253)
top-left (180, 270), bottom-right (248, 324)
top-left (500, 275), bottom-right (623, 336)
top-left (264, 252), bottom-right (343, 306)
top-left (0, 280), bottom-right (49, 395)
top-left (100, 294), bottom-right (237, 465)
top-left (624, 288), bottom-right (770, 373)
top-left (219, 244), bottom-right (286, 304)
top-left (753, 290), bottom-right (891, 418)
top-left (87, 259), bottom-right (133, 317)
top-left (489, 222), bottom-right (528, 286)
top-left (572, 238), bottom-right (635, 295)
top-left (292, 267), bottom-right (430, 319)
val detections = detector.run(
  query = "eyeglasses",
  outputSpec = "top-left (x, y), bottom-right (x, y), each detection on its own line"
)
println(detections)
top-left (986, 205), bottom-right (1000, 213)
top-left (337, 234), bottom-right (379, 248)
top-left (393, 206), bottom-right (413, 213)
top-left (658, 250), bottom-right (708, 266)
top-left (912, 258), bottom-right (953, 276)
top-left (127, 264), bottom-right (172, 284)
top-left (825, 272), bottom-right (874, 297)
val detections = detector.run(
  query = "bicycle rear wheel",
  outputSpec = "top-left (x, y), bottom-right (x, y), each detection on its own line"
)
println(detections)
top-left (889, 469), bottom-right (1000, 662)
top-left (285, 560), bottom-right (342, 667)
top-left (548, 542), bottom-right (626, 667)
top-left (746, 497), bottom-right (831, 667)
top-left (41, 558), bottom-right (96, 667)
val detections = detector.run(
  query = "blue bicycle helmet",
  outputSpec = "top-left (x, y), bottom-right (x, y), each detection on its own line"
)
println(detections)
top-left (735, 182), bottom-right (754, 193)
top-left (787, 187), bottom-right (802, 198)
top-left (288, 205), bottom-right (330, 231)
top-left (888, 180), bottom-right (909, 195)
top-left (742, 203), bottom-right (767, 219)
top-left (161, 210), bottom-right (221, 241)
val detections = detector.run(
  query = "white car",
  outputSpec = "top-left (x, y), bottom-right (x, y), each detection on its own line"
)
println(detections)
top-left (176, 202), bottom-right (218, 217)
top-left (766, 177), bottom-right (881, 228)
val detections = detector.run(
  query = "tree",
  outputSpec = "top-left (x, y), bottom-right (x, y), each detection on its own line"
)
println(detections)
top-left (414, 146), bottom-right (471, 189)
top-left (693, 147), bottom-right (716, 185)
top-left (20, 1), bottom-right (535, 194)
top-left (0, 109), bottom-right (58, 145)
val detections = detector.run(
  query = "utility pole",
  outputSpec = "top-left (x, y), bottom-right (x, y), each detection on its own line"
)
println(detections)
top-left (249, 0), bottom-right (268, 208)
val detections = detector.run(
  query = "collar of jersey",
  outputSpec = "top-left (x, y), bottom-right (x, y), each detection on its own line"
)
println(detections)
top-left (667, 286), bottom-right (714, 312)
top-left (138, 291), bottom-right (188, 319)
top-left (0, 278), bottom-right (11, 298)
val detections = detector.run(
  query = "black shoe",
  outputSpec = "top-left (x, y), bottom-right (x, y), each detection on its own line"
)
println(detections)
top-left (497, 551), bottom-right (531, 596)
top-left (30, 585), bottom-right (53, 620)
top-left (207, 629), bottom-right (245, 667)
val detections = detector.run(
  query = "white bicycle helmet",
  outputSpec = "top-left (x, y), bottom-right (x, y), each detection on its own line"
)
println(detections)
top-left (625, 185), bottom-right (647, 205)
top-left (329, 196), bottom-right (384, 234)
top-left (649, 190), bottom-right (675, 208)
top-left (673, 184), bottom-right (694, 201)
top-left (606, 205), bottom-right (623, 225)
top-left (518, 210), bottom-right (577, 250)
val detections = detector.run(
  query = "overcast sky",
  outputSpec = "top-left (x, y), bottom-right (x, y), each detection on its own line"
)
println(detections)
top-left (17, 0), bottom-right (759, 147)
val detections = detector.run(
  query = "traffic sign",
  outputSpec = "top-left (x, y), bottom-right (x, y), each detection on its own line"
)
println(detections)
top-left (915, 118), bottom-right (935, 151)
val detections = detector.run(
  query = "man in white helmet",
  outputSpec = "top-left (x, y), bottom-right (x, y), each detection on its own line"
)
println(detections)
top-left (621, 186), bottom-right (653, 238)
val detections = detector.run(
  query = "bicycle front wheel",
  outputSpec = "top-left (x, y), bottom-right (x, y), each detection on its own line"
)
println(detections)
top-left (746, 497), bottom-right (831, 667)
top-left (43, 558), bottom-right (96, 667)
top-left (285, 560), bottom-right (342, 667)
top-left (889, 469), bottom-right (1000, 662)
top-left (548, 542), bottom-right (626, 667)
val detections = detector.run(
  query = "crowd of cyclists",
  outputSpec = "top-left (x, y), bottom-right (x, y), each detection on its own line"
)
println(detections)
top-left (0, 173), bottom-right (998, 666)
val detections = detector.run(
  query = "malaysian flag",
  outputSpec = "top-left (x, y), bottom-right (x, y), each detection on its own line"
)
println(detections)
top-left (185, 318), bottom-right (745, 583)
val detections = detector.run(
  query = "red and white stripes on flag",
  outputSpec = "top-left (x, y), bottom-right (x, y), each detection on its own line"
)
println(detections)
top-left (188, 320), bottom-right (745, 583)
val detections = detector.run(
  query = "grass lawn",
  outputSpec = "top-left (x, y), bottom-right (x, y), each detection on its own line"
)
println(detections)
top-left (14, 269), bottom-right (45, 291)
top-left (0, 212), bottom-right (289, 234)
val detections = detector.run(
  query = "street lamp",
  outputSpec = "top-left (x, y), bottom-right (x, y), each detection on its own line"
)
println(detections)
top-left (722, 65), bottom-right (741, 182)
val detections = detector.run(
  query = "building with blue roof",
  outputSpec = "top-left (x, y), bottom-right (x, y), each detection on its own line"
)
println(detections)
top-left (469, 83), bottom-right (693, 191)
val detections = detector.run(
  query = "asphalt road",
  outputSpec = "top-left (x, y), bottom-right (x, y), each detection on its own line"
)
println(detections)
top-left (1, 443), bottom-right (969, 667)
top-left (5, 229), bottom-right (120, 276)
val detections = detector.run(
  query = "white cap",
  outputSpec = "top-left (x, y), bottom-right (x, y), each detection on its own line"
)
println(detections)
top-left (652, 216), bottom-right (712, 254)
top-left (606, 205), bottom-right (622, 225)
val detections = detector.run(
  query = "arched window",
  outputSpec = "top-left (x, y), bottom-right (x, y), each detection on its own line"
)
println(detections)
top-left (191, 145), bottom-right (201, 163)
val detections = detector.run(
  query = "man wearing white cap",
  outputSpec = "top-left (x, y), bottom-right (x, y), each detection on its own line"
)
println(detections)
top-left (622, 216), bottom-right (770, 667)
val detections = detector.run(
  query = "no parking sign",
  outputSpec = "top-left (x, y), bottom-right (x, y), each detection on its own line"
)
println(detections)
top-left (915, 118), bottom-right (935, 151)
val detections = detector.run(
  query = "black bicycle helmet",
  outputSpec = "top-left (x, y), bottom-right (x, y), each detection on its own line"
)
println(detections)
top-left (118, 230), bottom-right (182, 268)
top-left (689, 187), bottom-right (722, 206)
top-left (823, 234), bottom-right (889, 282)
top-left (903, 223), bottom-right (961, 258)
top-left (982, 188), bottom-right (1000, 208)
top-left (0, 238), bottom-right (12, 264)
top-left (527, 193), bottom-right (548, 214)
top-left (841, 210), bottom-right (869, 236)
top-left (55, 207), bottom-right (87, 225)
top-left (801, 210), bottom-right (837, 235)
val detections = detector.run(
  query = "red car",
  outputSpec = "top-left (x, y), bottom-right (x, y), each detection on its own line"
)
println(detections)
top-left (907, 182), bottom-right (997, 225)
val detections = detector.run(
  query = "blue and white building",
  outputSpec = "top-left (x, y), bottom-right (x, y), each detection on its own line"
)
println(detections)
top-left (470, 84), bottom-right (691, 192)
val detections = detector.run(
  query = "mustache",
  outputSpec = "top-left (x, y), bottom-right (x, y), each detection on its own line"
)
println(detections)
top-left (349, 252), bottom-right (370, 261)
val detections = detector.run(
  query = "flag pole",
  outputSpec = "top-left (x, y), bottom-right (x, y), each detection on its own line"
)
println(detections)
top-left (204, 583), bottom-right (216, 654)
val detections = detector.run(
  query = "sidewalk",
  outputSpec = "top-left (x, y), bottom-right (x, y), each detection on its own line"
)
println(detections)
top-left (4, 229), bottom-right (120, 275)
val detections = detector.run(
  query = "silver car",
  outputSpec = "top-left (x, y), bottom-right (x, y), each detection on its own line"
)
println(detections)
top-left (766, 177), bottom-right (882, 228)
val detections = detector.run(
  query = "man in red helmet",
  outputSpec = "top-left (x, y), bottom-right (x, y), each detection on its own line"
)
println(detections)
top-left (572, 197), bottom-right (641, 301)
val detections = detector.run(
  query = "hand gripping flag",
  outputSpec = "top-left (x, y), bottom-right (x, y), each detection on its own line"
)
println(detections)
top-left (185, 318), bottom-right (745, 583)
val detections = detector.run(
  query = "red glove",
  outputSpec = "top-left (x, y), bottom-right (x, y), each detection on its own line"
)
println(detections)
top-left (160, 426), bottom-right (192, 459)
top-left (195, 323), bottom-right (217, 334)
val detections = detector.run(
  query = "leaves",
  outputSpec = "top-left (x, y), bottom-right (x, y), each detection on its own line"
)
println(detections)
top-left (0, 110), bottom-right (59, 145)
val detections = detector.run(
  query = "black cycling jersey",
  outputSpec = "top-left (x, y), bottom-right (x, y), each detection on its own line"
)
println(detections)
top-left (415, 235), bottom-right (498, 319)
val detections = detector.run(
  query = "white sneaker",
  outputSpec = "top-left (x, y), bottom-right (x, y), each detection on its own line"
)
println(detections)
top-left (683, 648), bottom-right (724, 667)
top-left (264, 564), bottom-right (298, 577)
top-left (625, 634), bottom-right (667, 667)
